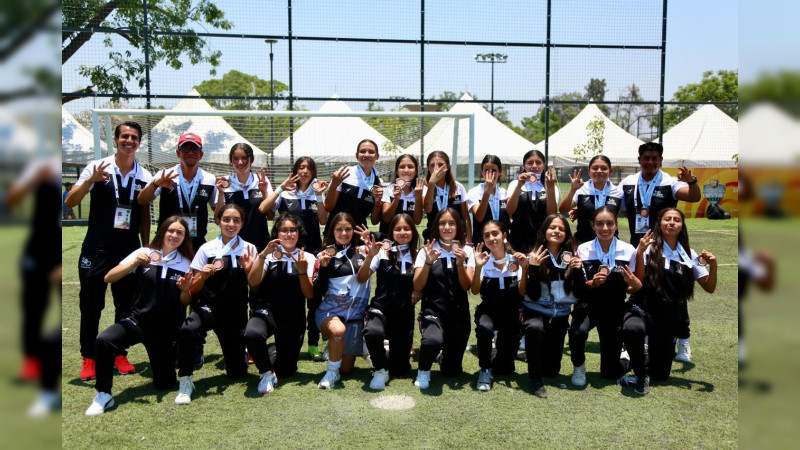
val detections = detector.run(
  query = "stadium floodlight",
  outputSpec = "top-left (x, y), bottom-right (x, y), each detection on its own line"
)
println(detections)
top-left (474, 53), bottom-right (508, 116)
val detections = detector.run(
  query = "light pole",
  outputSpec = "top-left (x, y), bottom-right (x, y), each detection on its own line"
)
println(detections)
top-left (265, 39), bottom-right (278, 167)
top-left (474, 53), bottom-right (508, 116)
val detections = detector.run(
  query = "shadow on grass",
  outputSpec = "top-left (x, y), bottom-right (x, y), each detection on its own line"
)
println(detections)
top-left (193, 373), bottom-right (243, 400)
top-left (658, 375), bottom-right (715, 393)
top-left (737, 375), bottom-right (772, 394)
top-left (671, 360), bottom-right (696, 374)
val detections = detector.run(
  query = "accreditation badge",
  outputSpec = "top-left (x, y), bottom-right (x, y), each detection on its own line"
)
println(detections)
top-left (114, 206), bottom-right (132, 230)
top-left (634, 214), bottom-right (649, 235)
top-left (183, 215), bottom-right (198, 237)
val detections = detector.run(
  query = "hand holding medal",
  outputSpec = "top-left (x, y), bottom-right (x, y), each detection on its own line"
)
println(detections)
top-left (312, 179), bottom-right (329, 194)
top-left (215, 176), bottom-right (231, 190)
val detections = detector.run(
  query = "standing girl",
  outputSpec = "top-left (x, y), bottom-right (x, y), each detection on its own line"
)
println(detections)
top-left (413, 208), bottom-right (475, 389)
top-left (506, 150), bottom-right (559, 254)
top-left (623, 208), bottom-right (717, 395)
top-left (470, 221), bottom-right (526, 392)
top-left (522, 215), bottom-right (583, 398)
top-left (359, 214), bottom-right (420, 390)
top-left (381, 154), bottom-right (425, 234)
top-left (245, 213), bottom-right (315, 394)
top-left (422, 151), bottom-right (471, 242)
top-left (323, 139), bottom-right (384, 233)
top-left (314, 213), bottom-right (372, 389)
top-left (467, 155), bottom-right (509, 245)
top-left (558, 155), bottom-right (625, 244)
top-left (569, 206), bottom-right (641, 386)
top-left (174, 204), bottom-right (257, 405)
top-left (214, 143), bottom-right (273, 251)
top-left (85, 216), bottom-right (194, 416)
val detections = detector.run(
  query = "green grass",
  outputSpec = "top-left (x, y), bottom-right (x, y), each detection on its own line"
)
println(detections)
top-left (61, 218), bottom-right (739, 448)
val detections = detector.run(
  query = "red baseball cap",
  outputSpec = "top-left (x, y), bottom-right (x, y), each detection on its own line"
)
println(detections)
top-left (178, 132), bottom-right (203, 149)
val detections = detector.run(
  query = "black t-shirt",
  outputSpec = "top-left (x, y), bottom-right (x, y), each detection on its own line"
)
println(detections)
top-left (219, 173), bottom-right (273, 251)
top-left (620, 170), bottom-right (687, 247)
top-left (506, 179), bottom-right (559, 254)
top-left (413, 242), bottom-right (476, 316)
top-left (154, 165), bottom-right (217, 250)
top-left (572, 182), bottom-right (624, 244)
top-left (275, 188), bottom-right (323, 253)
top-left (252, 250), bottom-right (316, 312)
top-left (325, 165), bottom-right (382, 236)
top-left (369, 248), bottom-right (415, 312)
top-left (576, 239), bottom-right (637, 313)
top-left (190, 236), bottom-right (257, 314)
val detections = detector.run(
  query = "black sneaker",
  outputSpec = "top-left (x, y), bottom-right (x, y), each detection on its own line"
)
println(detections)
top-left (531, 381), bottom-right (548, 398)
top-left (634, 375), bottom-right (650, 395)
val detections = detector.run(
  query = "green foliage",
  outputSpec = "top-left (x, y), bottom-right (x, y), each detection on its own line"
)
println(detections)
top-left (63, 0), bottom-right (233, 102)
top-left (365, 100), bottom-right (435, 151)
top-left (740, 70), bottom-right (800, 117)
top-left (657, 70), bottom-right (738, 130)
top-left (611, 84), bottom-right (655, 136)
top-left (520, 92), bottom-right (585, 143)
top-left (195, 70), bottom-right (302, 152)
top-left (572, 115), bottom-right (605, 162)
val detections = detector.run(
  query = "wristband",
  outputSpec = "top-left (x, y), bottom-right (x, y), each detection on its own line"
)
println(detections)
top-left (275, 187), bottom-right (284, 195)
top-left (687, 176), bottom-right (698, 186)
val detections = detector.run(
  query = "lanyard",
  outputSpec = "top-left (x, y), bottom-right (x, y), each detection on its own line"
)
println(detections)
top-left (548, 250), bottom-right (567, 269)
top-left (217, 235), bottom-right (241, 267)
top-left (229, 172), bottom-right (254, 199)
top-left (151, 249), bottom-right (178, 278)
top-left (356, 165), bottom-right (375, 198)
top-left (588, 180), bottom-right (611, 209)
top-left (111, 160), bottom-right (138, 205)
top-left (295, 182), bottom-right (316, 209)
top-left (177, 167), bottom-right (201, 212)
top-left (593, 237), bottom-right (617, 268)
top-left (663, 241), bottom-right (694, 267)
top-left (435, 183), bottom-right (450, 211)
top-left (635, 171), bottom-right (663, 210)
top-left (483, 183), bottom-right (500, 220)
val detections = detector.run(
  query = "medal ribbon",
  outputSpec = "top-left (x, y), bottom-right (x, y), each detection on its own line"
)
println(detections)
top-left (435, 183), bottom-right (450, 211)
top-left (663, 241), bottom-right (694, 267)
top-left (593, 237), bottom-right (617, 268)
top-left (588, 180), bottom-right (611, 209)
top-left (229, 172), bottom-right (254, 199)
top-left (177, 167), bottom-right (201, 212)
top-left (636, 170), bottom-right (663, 211)
top-left (356, 165), bottom-right (375, 198)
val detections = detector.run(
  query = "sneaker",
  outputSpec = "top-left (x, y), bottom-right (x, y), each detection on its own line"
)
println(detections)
top-left (80, 357), bottom-right (96, 381)
top-left (85, 390), bottom-right (114, 416)
top-left (675, 339), bottom-right (692, 362)
top-left (571, 364), bottom-right (586, 387)
top-left (414, 370), bottom-right (431, 389)
top-left (370, 369), bottom-right (389, 390)
top-left (531, 381), bottom-right (548, 398)
top-left (19, 356), bottom-right (41, 382)
top-left (318, 370), bottom-right (340, 389)
top-left (175, 375), bottom-right (195, 404)
top-left (28, 391), bottom-right (61, 417)
top-left (308, 345), bottom-right (321, 360)
top-left (258, 371), bottom-right (277, 394)
top-left (620, 349), bottom-right (630, 362)
top-left (477, 369), bottom-right (493, 392)
top-left (634, 375), bottom-right (651, 395)
top-left (114, 355), bottom-right (136, 375)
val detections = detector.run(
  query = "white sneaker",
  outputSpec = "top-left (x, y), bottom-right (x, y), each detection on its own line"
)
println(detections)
top-left (318, 370), bottom-right (340, 389)
top-left (175, 375), bottom-right (195, 405)
top-left (620, 349), bottom-right (630, 362)
top-left (28, 391), bottom-right (61, 417)
top-left (571, 364), bottom-right (587, 387)
top-left (477, 369), bottom-right (493, 392)
top-left (676, 339), bottom-right (692, 362)
top-left (414, 370), bottom-right (431, 389)
top-left (258, 371), bottom-right (277, 394)
top-left (370, 369), bottom-right (389, 390)
top-left (85, 390), bottom-right (114, 416)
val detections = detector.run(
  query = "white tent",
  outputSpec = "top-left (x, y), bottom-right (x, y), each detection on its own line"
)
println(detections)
top-left (62, 106), bottom-right (104, 165)
top-left (738, 103), bottom-right (800, 166)
top-left (148, 89), bottom-right (268, 166)
top-left (0, 108), bottom-right (37, 163)
top-left (405, 93), bottom-right (535, 166)
top-left (271, 97), bottom-right (397, 165)
top-left (538, 103), bottom-right (644, 168)
top-left (658, 105), bottom-right (738, 168)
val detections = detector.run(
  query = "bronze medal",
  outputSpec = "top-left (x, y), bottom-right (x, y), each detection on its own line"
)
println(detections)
top-left (508, 261), bottom-right (519, 272)
top-left (561, 251), bottom-right (573, 265)
top-left (149, 251), bottom-right (162, 263)
top-left (381, 239), bottom-right (394, 251)
top-left (212, 258), bottom-right (225, 270)
top-left (324, 245), bottom-right (337, 256)
top-left (598, 265), bottom-right (610, 276)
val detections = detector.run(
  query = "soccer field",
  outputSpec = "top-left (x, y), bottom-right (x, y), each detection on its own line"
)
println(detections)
top-left (61, 218), bottom-right (739, 448)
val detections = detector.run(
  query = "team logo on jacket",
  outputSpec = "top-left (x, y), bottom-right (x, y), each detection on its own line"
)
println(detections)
top-left (252, 191), bottom-right (263, 199)
top-left (169, 273), bottom-right (182, 281)
top-left (80, 257), bottom-right (92, 269)
top-left (198, 188), bottom-right (210, 198)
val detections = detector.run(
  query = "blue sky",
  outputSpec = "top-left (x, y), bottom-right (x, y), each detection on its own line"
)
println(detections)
top-left (61, 1), bottom-right (740, 126)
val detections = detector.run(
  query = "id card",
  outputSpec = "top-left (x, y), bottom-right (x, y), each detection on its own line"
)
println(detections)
top-left (114, 206), bottom-right (132, 230)
top-left (183, 215), bottom-right (198, 237)
top-left (634, 214), bottom-right (649, 235)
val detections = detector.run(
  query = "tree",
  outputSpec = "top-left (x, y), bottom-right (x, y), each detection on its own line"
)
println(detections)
top-left (611, 84), bottom-right (655, 137)
top-left (585, 78), bottom-right (609, 115)
top-left (62, 0), bottom-right (232, 104)
top-left (740, 71), bottom-right (800, 118)
top-left (195, 70), bottom-right (301, 151)
top-left (658, 70), bottom-right (738, 130)
top-left (519, 92), bottom-right (585, 143)
top-left (573, 115), bottom-right (605, 162)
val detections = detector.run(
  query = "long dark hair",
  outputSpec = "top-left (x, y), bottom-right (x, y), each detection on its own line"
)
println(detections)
top-left (322, 212), bottom-right (362, 248)
top-left (229, 143), bottom-right (255, 164)
top-left (394, 154), bottom-right (419, 188)
top-left (215, 203), bottom-right (247, 223)
top-left (429, 207), bottom-right (466, 245)
top-left (480, 220), bottom-right (514, 254)
top-left (522, 150), bottom-right (546, 171)
top-left (425, 151), bottom-right (457, 198)
top-left (533, 214), bottom-right (577, 294)
top-left (292, 156), bottom-right (318, 180)
top-left (644, 208), bottom-right (695, 303)
top-left (271, 212), bottom-right (306, 249)
top-left (149, 215), bottom-right (194, 260)
top-left (387, 213), bottom-right (419, 270)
